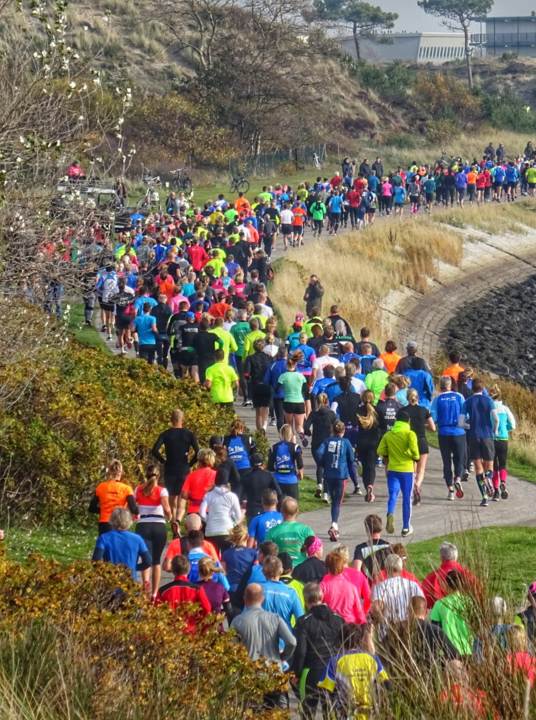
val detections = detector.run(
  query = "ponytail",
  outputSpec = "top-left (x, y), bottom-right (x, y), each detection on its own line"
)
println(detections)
top-left (106, 459), bottom-right (123, 481)
top-left (357, 390), bottom-right (378, 430)
top-left (230, 419), bottom-right (244, 438)
top-left (287, 349), bottom-right (304, 371)
top-left (142, 463), bottom-right (160, 497)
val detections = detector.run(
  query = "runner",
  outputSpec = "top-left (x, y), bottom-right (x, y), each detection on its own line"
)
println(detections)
top-left (88, 459), bottom-right (138, 535)
top-left (276, 351), bottom-right (309, 446)
top-left (316, 420), bottom-right (355, 541)
top-left (267, 425), bottom-right (304, 501)
top-left (488, 385), bottom-right (516, 501)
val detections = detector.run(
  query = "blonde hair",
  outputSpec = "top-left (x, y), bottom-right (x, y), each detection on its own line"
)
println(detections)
top-left (406, 388), bottom-right (419, 405)
top-left (142, 464), bottom-right (160, 497)
top-left (106, 459), bottom-right (123, 480)
top-left (279, 424), bottom-right (295, 442)
top-left (316, 393), bottom-right (329, 409)
top-left (227, 523), bottom-right (248, 545)
top-left (287, 349), bottom-right (303, 371)
top-left (357, 390), bottom-right (378, 430)
top-left (332, 543), bottom-right (350, 565)
top-left (198, 556), bottom-right (223, 579)
top-left (489, 384), bottom-right (502, 401)
top-left (197, 448), bottom-right (216, 467)
top-left (507, 625), bottom-right (528, 654)
top-left (394, 374), bottom-right (411, 390)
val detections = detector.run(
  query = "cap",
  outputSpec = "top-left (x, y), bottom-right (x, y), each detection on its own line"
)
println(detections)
top-left (295, 313), bottom-right (304, 321)
top-left (251, 452), bottom-right (264, 467)
top-left (407, 340), bottom-right (418, 350)
top-left (185, 311), bottom-right (195, 319)
top-left (209, 435), bottom-right (224, 448)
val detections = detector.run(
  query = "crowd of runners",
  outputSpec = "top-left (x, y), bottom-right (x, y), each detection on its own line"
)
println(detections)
top-left (49, 141), bottom-right (536, 715)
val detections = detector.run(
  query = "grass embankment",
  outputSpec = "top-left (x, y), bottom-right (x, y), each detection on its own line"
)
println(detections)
top-left (67, 302), bottom-right (111, 352)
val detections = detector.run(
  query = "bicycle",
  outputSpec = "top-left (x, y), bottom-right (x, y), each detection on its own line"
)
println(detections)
top-left (137, 185), bottom-right (161, 212)
top-left (170, 167), bottom-right (193, 191)
top-left (312, 152), bottom-right (321, 170)
top-left (229, 175), bottom-right (250, 193)
top-left (141, 165), bottom-right (161, 186)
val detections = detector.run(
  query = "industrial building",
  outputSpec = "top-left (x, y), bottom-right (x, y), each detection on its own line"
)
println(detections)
top-left (339, 32), bottom-right (466, 65)
top-left (472, 16), bottom-right (536, 57)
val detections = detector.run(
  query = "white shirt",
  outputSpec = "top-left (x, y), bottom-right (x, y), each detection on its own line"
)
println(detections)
top-left (264, 343), bottom-right (279, 358)
top-left (371, 576), bottom-right (424, 625)
top-left (280, 209), bottom-right (294, 224)
top-left (224, 320), bottom-right (236, 332)
top-left (351, 378), bottom-right (367, 394)
top-left (312, 356), bottom-right (340, 380)
top-left (199, 486), bottom-right (242, 536)
top-left (258, 303), bottom-right (274, 319)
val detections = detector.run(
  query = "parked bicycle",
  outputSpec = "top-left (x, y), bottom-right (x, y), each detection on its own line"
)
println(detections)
top-left (137, 185), bottom-right (161, 212)
top-left (229, 175), bottom-right (250, 193)
top-left (170, 167), bottom-right (193, 191)
top-left (312, 152), bottom-right (321, 170)
top-left (141, 165), bottom-right (161, 186)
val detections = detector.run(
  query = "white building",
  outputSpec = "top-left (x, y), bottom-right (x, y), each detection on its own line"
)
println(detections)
top-left (472, 16), bottom-right (536, 58)
top-left (339, 32), bottom-right (466, 65)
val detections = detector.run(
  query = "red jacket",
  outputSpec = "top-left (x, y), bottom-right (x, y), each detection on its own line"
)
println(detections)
top-left (422, 561), bottom-right (476, 609)
top-left (188, 246), bottom-right (207, 271)
top-left (156, 575), bottom-right (211, 631)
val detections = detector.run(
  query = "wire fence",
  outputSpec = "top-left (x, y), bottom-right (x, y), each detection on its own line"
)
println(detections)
top-left (229, 143), bottom-right (327, 178)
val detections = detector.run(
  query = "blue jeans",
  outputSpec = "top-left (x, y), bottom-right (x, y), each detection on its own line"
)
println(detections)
top-left (324, 477), bottom-right (346, 524)
top-left (387, 470), bottom-right (414, 531)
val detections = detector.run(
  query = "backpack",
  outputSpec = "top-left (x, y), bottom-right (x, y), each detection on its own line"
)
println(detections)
top-left (169, 316), bottom-right (187, 349)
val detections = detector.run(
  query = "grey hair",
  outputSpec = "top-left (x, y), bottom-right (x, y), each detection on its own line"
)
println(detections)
top-left (237, 309), bottom-right (247, 321)
top-left (439, 541), bottom-right (458, 562)
top-left (334, 365), bottom-right (346, 379)
top-left (385, 554), bottom-right (403, 574)
top-left (491, 596), bottom-right (507, 617)
top-left (303, 582), bottom-right (323, 605)
top-left (440, 376), bottom-right (452, 390)
top-left (109, 507), bottom-right (132, 531)
top-left (372, 358), bottom-right (384, 371)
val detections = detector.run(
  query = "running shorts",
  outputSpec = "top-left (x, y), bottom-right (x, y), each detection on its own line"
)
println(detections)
top-left (493, 181), bottom-right (503, 190)
top-left (283, 401), bottom-right (306, 415)
top-left (251, 387), bottom-right (272, 408)
top-left (410, 195), bottom-right (419, 204)
top-left (468, 436), bottom-right (495, 462)
top-left (292, 225), bottom-right (304, 235)
top-left (426, 193), bottom-right (433, 203)
top-left (281, 224), bottom-right (292, 235)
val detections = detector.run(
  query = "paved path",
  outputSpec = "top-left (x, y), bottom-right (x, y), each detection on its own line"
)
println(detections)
top-left (99, 214), bottom-right (536, 553)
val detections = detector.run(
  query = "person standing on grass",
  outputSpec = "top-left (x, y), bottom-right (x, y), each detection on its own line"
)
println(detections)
top-left (458, 378), bottom-right (499, 508)
top-left (303, 275), bottom-right (324, 315)
top-left (377, 409), bottom-right (420, 537)
top-left (315, 420), bottom-right (355, 542)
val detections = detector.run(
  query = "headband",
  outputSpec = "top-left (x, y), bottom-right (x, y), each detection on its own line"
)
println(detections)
top-left (306, 537), bottom-right (323, 557)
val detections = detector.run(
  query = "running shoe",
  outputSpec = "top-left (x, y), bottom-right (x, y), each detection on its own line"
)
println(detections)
top-left (454, 481), bottom-right (464, 499)
top-left (447, 490), bottom-right (455, 501)
top-left (401, 526), bottom-right (413, 537)
top-left (269, 418), bottom-right (276, 426)
top-left (365, 485), bottom-right (375, 503)
top-left (413, 488), bottom-right (421, 506)
top-left (126, 340), bottom-right (133, 350)
top-left (328, 526), bottom-right (339, 542)
top-left (492, 488), bottom-right (500, 502)
top-left (244, 400), bottom-right (253, 407)
top-left (299, 433), bottom-right (309, 448)
top-left (500, 482), bottom-right (509, 500)
top-left (107, 335), bottom-right (113, 341)
top-left (101, 325), bottom-right (106, 333)
top-left (386, 513), bottom-right (395, 534)
top-left (461, 469), bottom-right (470, 482)
top-left (353, 486), bottom-right (363, 496)
top-left (322, 493), bottom-right (330, 505)
top-left (480, 496), bottom-right (489, 507)
top-left (315, 486), bottom-right (322, 499)
top-left (469, 462), bottom-right (475, 473)
top-left (171, 521), bottom-right (181, 539)
top-left (376, 458), bottom-right (383, 467)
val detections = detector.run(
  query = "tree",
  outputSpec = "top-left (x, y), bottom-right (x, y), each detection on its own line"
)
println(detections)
top-left (311, 0), bottom-right (398, 60)
top-left (418, 0), bottom-right (494, 88)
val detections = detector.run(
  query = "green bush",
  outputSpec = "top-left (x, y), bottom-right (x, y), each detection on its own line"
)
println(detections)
top-left (0, 551), bottom-right (284, 719)
top-left (385, 133), bottom-right (416, 150)
top-left (0, 342), bottom-right (235, 524)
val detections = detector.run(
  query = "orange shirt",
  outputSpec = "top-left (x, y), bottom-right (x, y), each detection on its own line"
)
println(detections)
top-left (234, 197), bottom-right (251, 213)
top-left (292, 207), bottom-right (307, 227)
top-left (165, 537), bottom-right (219, 561)
top-left (95, 480), bottom-right (133, 523)
top-left (182, 467), bottom-right (217, 513)
top-left (380, 352), bottom-right (402, 374)
top-left (209, 301), bottom-right (232, 319)
top-left (156, 276), bottom-right (175, 302)
top-left (467, 171), bottom-right (477, 185)
top-left (442, 364), bottom-right (464, 381)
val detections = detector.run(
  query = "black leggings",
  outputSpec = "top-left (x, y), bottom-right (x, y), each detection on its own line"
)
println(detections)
top-left (494, 439), bottom-right (508, 471)
top-left (279, 482), bottom-right (299, 500)
top-left (98, 521), bottom-right (112, 536)
top-left (312, 445), bottom-right (323, 485)
top-left (355, 441), bottom-right (377, 487)
top-left (135, 522), bottom-right (167, 565)
top-left (235, 355), bottom-right (249, 401)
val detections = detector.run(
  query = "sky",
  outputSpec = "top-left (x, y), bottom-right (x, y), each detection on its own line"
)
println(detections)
top-left (379, 0), bottom-right (536, 33)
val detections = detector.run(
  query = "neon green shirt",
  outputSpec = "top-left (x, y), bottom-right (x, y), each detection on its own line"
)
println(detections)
top-left (205, 362), bottom-right (238, 403)
top-left (377, 421), bottom-right (419, 472)
top-left (210, 327), bottom-right (237, 363)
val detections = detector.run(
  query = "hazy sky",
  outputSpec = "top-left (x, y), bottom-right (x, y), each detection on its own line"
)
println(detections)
top-left (380, 0), bottom-right (536, 33)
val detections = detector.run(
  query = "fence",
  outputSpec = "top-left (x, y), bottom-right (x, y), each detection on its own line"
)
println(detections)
top-left (229, 143), bottom-right (327, 178)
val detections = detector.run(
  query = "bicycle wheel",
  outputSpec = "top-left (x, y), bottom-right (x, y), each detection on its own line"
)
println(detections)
top-left (183, 178), bottom-right (192, 191)
top-left (137, 197), bottom-right (148, 210)
top-left (237, 179), bottom-right (250, 193)
top-left (229, 182), bottom-right (237, 193)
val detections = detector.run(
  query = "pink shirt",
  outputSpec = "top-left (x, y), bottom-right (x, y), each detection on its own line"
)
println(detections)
top-left (381, 182), bottom-right (392, 197)
top-left (343, 567), bottom-right (371, 613)
top-left (319, 574), bottom-right (366, 624)
top-left (169, 294), bottom-right (189, 313)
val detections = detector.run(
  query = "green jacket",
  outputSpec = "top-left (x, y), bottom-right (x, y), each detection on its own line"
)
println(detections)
top-left (377, 421), bottom-right (419, 472)
top-left (311, 201), bottom-right (326, 221)
top-left (365, 369), bottom-right (389, 404)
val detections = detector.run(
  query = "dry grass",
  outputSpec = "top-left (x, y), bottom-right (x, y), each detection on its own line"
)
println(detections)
top-left (436, 202), bottom-right (536, 236)
top-left (272, 214), bottom-right (464, 336)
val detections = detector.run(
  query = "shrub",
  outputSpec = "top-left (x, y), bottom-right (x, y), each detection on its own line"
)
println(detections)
top-left (0, 551), bottom-right (284, 719)
top-left (385, 133), bottom-right (416, 150)
top-left (0, 342), bottom-right (235, 524)
top-left (426, 118), bottom-right (459, 145)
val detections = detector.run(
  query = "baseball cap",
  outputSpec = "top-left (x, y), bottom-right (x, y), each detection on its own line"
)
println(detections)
top-left (185, 311), bottom-right (195, 319)
top-left (251, 452), bottom-right (264, 467)
top-left (295, 313), bottom-right (304, 322)
top-left (407, 340), bottom-right (418, 350)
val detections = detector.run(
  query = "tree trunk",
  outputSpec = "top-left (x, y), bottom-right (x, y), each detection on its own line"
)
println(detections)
top-left (353, 23), bottom-right (361, 60)
top-left (463, 23), bottom-right (473, 89)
